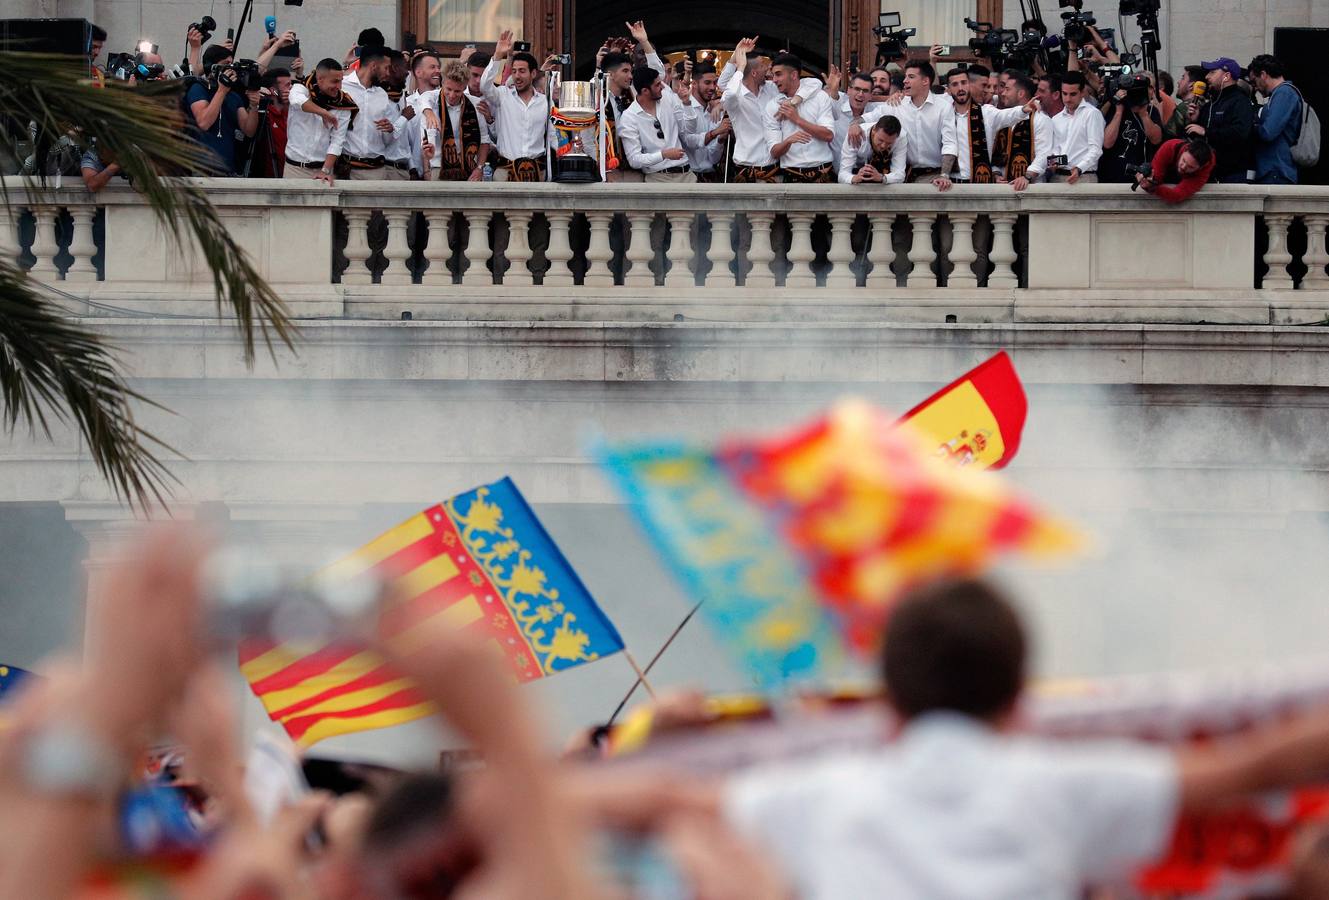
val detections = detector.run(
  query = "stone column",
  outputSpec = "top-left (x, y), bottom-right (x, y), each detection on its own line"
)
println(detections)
top-left (462, 211), bottom-right (493, 285)
top-left (544, 211), bottom-right (574, 286)
top-left (1303, 215), bottom-right (1329, 291)
top-left (785, 213), bottom-right (817, 289)
top-left (342, 210), bottom-right (373, 285)
top-left (28, 206), bottom-right (60, 280)
top-left (65, 206), bottom-right (98, 283)
top-left (703, 213), bottom-right (736, 287)
top-left (905, 213), bottom-right (937, 288)
top-left (624, 212), bottom-right (656, 287)
top-left (664, 213), bottom-right (695, 288)
top-left (866, 213), bottom-right (897, 289)
top-left (505, 212), bottom-right (534, 286)
top-left (380, 210), bottom-right (413, 286)
top-left (825, 213), bottom-right (856, 288)
top-left (947, 214), bottom-right (978, 288)
top-left (1262, 214), bottom-right (1294, 290)
top-left (584, 212), bottom-right (615, 287)
top-left (745, 212), bottom-right (777, 288)
top-left (422, 210), bottom-right (453, 285)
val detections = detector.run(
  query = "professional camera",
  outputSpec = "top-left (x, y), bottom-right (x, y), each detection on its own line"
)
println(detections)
top-left (554, 52), bottom-right (572, 66)
top-left (189, 15), bottom-right (217, 42)
top-left (1100, 64), bottom-right (1149, 104)
top-left (1060, 10), bottom-right (1097, 46)
top-left (872, 11), bottom-right (917, 64)
top-left (963, 17), bottom-right (1018, 66)
top-left (1125, 160), bottom-right (1152, 189)
top-left (106, 51), bottom-right (167, 81)
top-left (212, 58), bottom-right (262, 91)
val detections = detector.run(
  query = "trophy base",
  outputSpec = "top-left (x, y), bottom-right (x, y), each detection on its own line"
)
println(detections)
top-left (555, 153), bottom-right (600, 184)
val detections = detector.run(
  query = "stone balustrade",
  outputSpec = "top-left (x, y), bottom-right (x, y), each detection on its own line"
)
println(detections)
top-left (3, 179), bottom-right (1328, 324)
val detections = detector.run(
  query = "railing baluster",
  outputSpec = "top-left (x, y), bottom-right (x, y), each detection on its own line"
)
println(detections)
top-left (624, 211), bottom-right (655, 287)
top-left (422, 211), bottom-right (452, 285)
top-left (505, 211), bottom-right (534, 286)
top-left (825, 213), bottom-right (855, 288)
top-left (905, 213), bottom-right (936, 288)
top-left (1303, 215), bottom-right (1328, 291)
top-left (65, 206), bottom-right (98, 283)
top-left (1263, 214), bottom-right (1294, 290)
top-left (28, 206), bottom-right (60, 279)
top-left (664, 213), bottom-right (694, 288)
top-left (380, 210), bottom-right (413, 285)
top-left (746, 212), bottom-right (776, 288)
top-left (584, 212), bottom-right (614, 287)
top-left (462, 210), bottom-right (492, 285)
top-left (703, 213), bottom-right (736, 287)
top-left (988, 213), bottom-right (1018, 288)
top-left (947, 214), bottom-right (978, 288)
top-left (545, 211), bottom-right (573, 287)
top-left (866, 213), bottom-right (896, 289)
top-left (342, 210), bottom-right (373, 285)
top-left (786, 213), bottom-right (816, 289)
top-left (0, 204), bottom-right (18, 267)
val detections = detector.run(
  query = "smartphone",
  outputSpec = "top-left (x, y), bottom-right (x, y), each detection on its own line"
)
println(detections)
top-left (940, 44), bottom-right (951, 56)
top-left (465, 42), bottom-right (476, 50)
top-left (226, 26), bottom-right (234, 41)
top-left (514, 40), bottom-right (532, 52)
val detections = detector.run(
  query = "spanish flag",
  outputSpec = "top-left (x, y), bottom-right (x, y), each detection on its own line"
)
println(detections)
top-left (902, 351), bottom-right (1026, 471)
top-left (241, 478), bottom-right (623, 748)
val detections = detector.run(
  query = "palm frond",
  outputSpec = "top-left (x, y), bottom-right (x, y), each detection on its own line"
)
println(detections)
top-left (0, 51), bottom-right (297, 360)
top-left (0, 257), bottom-right (177, 508)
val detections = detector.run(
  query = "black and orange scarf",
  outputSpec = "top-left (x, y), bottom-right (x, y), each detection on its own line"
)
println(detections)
top-left (435, 97), bottom-right (483, 181)
top-left (605, 93), bottom-right (636, 172)
top-left (963, 107), bottom-right (994, 184)
top-left (782, 163), bottom-right (833, 184)
top-left (995, 118), bottom-right (1034, 180)
top-left (732, 163), bottom-right (780, 184)
top-left (503, 156), bottom-right (545, 182)
top-left (301, 74), bottom-right (360, 127)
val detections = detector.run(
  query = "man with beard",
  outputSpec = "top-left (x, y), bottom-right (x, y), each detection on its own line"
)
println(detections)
top-left (839, 113), bottom-right (908, 184)
top-left (720, 38), bottom-right (823, 183)
top-left (418, 61), bottom-right (492, 181)
top-left (992, 70), bottom-right (1054, 190)
top-left (965, 63), bottom-right (994, 107)
top-left (482, 30), bottom-right (559, 181)
top-left (341, 44), bottom-right (400, 180)
top-left (869, 66), bottom-right (892, 99)
top-left (935, 67), bottom-right (1033, 189)
top-left (687, 61), bottom-right (732, 182)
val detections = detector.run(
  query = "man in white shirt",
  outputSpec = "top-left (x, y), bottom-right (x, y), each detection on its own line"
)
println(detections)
top-left (617, 65), bottom-right (700, 182)
top-left (460, 50), bottom-right (496, 126)
top-left (839, 114), bottom-right (908, 184)
top-left (763, 53), bottom-right (836, 183)
top-left (578, 578), bottom-right (1329, 900)
top-left (482, 29), bottom-right (558, 182)
top-left (687, 62), bottom-right (731, 182)
top-left (720, 38), bottom-right (823, 183)
top-left (340, 45), bottom-right (400, 180)
top-left (1050, 70), bottom-right (1103, 183)
top-left (831, 71), bottom-right (887, 172)
top-left (992, 71), bottom-right (1055, 190)
top-left (284, 58), bottom-right (355, 184)
top-left (936, 67), bottom-right (1035, 189)
top-left (880, 60), bottom-right (952, 183)
top-left (417, 61), bottom-right (493, 181)
top-left (379, 54), bottom-right (415, 179)
top-left (966, 62), bottom-right (994, 106)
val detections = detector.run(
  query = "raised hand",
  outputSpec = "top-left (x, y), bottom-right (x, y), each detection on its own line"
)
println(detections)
top-left (825, 63), bottom-right (842, 94)
top-left (495, 29), bottom-right (514, 59)
top-left (626, 20), bottom-right (650, 45)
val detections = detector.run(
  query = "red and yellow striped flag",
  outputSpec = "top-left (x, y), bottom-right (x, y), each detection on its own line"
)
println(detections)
top-left (240, 479), bottom-right (623, 747)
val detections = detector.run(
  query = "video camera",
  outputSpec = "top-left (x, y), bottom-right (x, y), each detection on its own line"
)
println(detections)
top-left (873, 12), bottom-right (917, 64)
top-left (963, 18), bottom-right (1018, 65)
top-left (212, 58), bottom-right (262, 91)
top-left (1060, 9), bottom-right (1097, 46)
top-left (106, 51), bottom-right (167, 81)
top-left (1099, 63), bottom-right (1150, 105)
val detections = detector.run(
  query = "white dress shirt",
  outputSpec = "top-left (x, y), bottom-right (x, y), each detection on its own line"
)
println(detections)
top-left (994, 110), bottom-right (1055, 181)
top-left (385, 94), bottom-right (416, 164)
top-left (941, 103), bottom-right (1030, 180)
top-left (1052, 102), bottom-right (1105, 173)
top-left (617, 89), bottom-right (700, 173)
top-left (838, 126), bottom-right (908, 184)
top-left (719, 66), bottom-right (825, 167)
top-left (284, 82), bottom-right (352, 164)
top-left (764, 89), bottom-right (835, 169)
top-left (831, 98), bottom-right (888, 169)
top-left (341, 69), bottom-right (394, 159)
top-left (889, 90), bottom-right (953, 168)
top-left (724, 713), bottom-right (1179, 900)
top-left (408, 91), bottom-right (494, 173)
top-left (479, 58), bottom-right (558, 160)
top-left (686, 95), bottom-right (725, 173)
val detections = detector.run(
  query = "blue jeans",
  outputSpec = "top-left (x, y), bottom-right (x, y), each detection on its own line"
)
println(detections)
top-left (1255, 172), bottom-right (1297, 185)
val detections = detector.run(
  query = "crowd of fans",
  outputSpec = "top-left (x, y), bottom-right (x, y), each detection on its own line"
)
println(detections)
top-left (68, 20), bottom-right (1315, 200)
top-left (12, 529), bottom-right (1329, 898)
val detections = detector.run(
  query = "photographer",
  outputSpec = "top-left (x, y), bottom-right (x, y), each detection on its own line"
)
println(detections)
top-left (1187, 58), bottom-right (1254, 183)
top-left (249, 68), bottom-right (293, 178)
top-left (1099, 75), bottom-right (1163, 183)
top-left (185, 45), bottom-right (261, 175)
top-left (1134, 137), bottom-right (1215, 203)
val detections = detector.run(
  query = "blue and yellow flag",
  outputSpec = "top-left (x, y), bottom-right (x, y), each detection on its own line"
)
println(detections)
top-left (241, 477), bottom-right (625, 747)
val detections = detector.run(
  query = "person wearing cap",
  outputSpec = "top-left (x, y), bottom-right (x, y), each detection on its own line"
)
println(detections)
top-left (1186, 57), bottom-right (1254, 183)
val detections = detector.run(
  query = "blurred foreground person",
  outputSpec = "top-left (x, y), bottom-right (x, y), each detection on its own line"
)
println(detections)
top-left (580, 579), bottom-right (1329, 900)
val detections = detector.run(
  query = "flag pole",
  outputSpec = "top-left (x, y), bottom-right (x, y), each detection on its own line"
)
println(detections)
top-left (622, 649), bottom-right (658, 700)
top-left (607, 601), bottom-right (702, 725)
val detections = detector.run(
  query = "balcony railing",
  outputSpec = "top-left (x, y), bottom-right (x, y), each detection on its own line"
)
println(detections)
top-left (4, 179), bottom-right (1328, 324)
